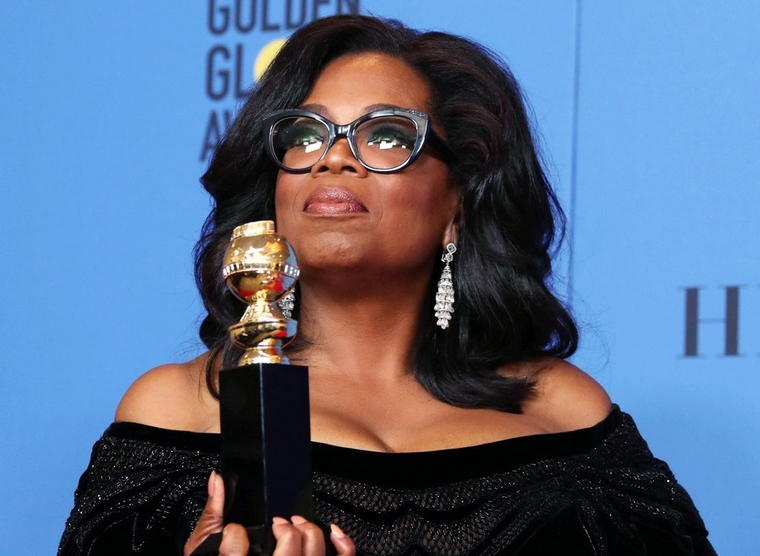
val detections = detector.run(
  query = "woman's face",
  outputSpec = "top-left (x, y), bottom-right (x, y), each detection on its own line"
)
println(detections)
top-left (275, 53), bottom-right (460, 284)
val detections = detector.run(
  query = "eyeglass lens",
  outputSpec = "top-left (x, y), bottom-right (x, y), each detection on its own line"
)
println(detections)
top-left (271, 115), bottom-right (419, 171)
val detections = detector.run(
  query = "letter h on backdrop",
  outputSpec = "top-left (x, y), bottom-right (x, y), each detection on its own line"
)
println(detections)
top-left (683, 286), bottom-right (741, 357)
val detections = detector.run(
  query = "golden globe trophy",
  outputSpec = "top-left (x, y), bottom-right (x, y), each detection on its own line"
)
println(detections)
top-left (223, 220), bottom-right (299, 367)
top-left (193, 221), bottom-right (313, 556)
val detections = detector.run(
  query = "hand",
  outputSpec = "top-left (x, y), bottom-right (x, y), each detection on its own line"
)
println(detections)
top-left (271, 516), bottom-right (355, 556)
top-left (185, 471), bottom-right (356, 556)
top-left (185, 471), bottom-right (247, 555)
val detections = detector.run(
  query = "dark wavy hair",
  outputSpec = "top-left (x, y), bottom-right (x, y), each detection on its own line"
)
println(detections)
top-left (194, 14), bottom-right (577, 413)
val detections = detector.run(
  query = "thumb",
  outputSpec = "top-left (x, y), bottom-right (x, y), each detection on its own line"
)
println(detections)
top-left (184, 471), bottom-right (225, 555)
top-left (330, 523), bottom-right (356, 556)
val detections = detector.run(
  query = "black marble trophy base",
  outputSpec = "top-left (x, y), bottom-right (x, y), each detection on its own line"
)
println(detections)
top-left (192, 362), bottom-right (312, 555)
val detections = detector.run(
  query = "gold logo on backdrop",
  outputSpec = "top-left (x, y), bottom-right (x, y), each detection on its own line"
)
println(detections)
top-left (254, 38), bottom-right (287, 81)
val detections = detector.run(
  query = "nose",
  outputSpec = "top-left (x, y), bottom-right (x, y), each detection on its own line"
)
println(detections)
top-left (310, 137), bottom-right (368, 176)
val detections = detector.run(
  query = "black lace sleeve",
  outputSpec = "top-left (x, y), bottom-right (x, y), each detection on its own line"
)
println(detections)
top-left (58, 424), bottom-right (220, 556)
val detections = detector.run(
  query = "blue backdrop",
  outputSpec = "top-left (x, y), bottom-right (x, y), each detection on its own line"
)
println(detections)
top-left (1, 2), bottom-right (756, 554)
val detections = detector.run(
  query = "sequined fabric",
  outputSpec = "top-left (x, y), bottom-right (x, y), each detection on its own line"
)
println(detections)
top-left (58, 406), bottom-right (716, 556)
top-left (58, 426), bottom-right (218, 556)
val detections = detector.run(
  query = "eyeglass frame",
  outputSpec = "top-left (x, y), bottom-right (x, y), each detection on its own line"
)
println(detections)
top-left (261, 107), bottom-right (453, 174)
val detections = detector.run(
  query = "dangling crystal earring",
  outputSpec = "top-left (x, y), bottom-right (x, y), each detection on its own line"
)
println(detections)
top-left (434, 243), bottom-right (457, 329)
top-left (278, 290), bottom-right (296, 319)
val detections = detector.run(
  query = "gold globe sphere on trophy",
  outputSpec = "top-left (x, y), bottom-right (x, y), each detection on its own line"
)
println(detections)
top-left (222, 220), bottom-right (300, 366)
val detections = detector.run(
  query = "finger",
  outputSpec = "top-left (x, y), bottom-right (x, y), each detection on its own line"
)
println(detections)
top-left (184, 471), bottom-right (226, 555)
top-left (291, 515), bottom-right (325, 556)
top-left (218, 523), bottom-right (250, 556)
top-left (272, 517), bottom-right (304, 556)
top-left (330, 524), bottom-right (356, 556)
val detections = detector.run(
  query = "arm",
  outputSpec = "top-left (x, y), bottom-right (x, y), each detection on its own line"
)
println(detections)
top-left (58, 425), bottom-right (216, 556)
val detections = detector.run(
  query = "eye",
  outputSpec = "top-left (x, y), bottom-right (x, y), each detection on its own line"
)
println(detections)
top-left (274, 118), bottom-right (326, 154)
top-left (359, 118), bottom-right (417, 151)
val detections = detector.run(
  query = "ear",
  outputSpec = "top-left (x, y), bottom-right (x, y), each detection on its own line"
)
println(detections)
top-left (442, 194), bottom-right (464, 247)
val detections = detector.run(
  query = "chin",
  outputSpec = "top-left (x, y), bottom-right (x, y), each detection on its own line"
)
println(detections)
top-left (295, 234), bottom-right (367, 271)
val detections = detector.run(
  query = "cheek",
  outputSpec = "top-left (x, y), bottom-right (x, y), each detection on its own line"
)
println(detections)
top-left (390, 171), bottom-right (455, 228)
top-left (274, 176), bottom-right (298, 234)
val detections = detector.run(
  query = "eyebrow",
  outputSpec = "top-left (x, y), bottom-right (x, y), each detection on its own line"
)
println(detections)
top-left (298, 102), bottom-right (414, 120)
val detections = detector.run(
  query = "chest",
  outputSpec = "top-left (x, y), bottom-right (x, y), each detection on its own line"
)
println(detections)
top-left (307, 376), bottom-right (553, 452)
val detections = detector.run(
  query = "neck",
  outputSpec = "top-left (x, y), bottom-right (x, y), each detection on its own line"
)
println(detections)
top-left (288, 272), bottom-right (430, 382)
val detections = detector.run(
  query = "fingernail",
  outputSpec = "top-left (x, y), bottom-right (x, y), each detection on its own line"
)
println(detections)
top-left (291, 515), bottom-right (307, 525)
top-left (330, 523), bottom-right (346, 539)
top-left (272, 517), bottom-right (289, 525)
top-left (208, 471), bottom-right (217, 498)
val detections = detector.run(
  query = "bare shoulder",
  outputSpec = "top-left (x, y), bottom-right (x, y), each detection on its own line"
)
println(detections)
top-left (114, 352), bottom-right (218, 432)
top-left (525, 358), bottom-right (612, 432)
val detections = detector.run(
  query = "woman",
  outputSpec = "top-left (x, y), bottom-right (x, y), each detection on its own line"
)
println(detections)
top-left (59, 15), bottom-right (715, 556)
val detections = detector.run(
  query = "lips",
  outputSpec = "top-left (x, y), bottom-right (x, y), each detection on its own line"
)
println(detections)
top-left (303, 188), bottom-right (367, 214)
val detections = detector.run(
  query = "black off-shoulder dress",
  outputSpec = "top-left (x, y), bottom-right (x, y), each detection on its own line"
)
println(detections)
top-left (58, 406), bottom-right (716, 556)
